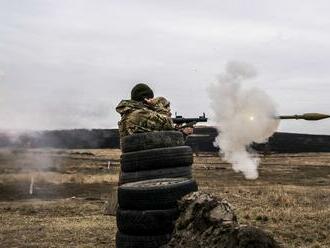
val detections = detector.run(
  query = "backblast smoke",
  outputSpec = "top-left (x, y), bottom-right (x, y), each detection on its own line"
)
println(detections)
top-left (208, 61), bottom-right (279, 179)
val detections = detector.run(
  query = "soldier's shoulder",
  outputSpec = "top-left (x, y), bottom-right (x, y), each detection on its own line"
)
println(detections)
top-left (116, 100), bottom-right (145, 114)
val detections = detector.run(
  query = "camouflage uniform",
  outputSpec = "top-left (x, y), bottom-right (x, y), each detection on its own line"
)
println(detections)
top-left (116, 97), bottom-right (175, 137)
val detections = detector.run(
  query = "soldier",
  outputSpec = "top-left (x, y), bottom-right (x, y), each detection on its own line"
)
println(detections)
top-left (116, 83), bottom-right (192, 137)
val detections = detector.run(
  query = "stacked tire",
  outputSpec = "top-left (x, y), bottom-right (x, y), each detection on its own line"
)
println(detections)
top-left (119, 131), bottom-right (193, 184)
top-left (116, 131), bottom-right (198, 248)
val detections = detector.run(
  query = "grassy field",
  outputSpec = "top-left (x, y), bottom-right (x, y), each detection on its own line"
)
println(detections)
top-left (0, 149), bottom-right (329, 247)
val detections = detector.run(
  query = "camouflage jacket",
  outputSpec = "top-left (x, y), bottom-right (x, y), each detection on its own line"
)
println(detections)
top-left (116, 97), bottom-right (175, 137)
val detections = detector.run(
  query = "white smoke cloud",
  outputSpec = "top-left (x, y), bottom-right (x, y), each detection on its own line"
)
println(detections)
top-left (209, 61), bottom-right (279, 179)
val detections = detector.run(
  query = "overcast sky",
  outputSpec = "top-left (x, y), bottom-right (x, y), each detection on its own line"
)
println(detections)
top-left (0, 0), bottom-right (330, 134)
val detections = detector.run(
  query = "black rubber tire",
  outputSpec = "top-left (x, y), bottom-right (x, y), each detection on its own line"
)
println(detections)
top-left (118, 178), bottom-right (198, 210)
top-left (116, 208), bottom-right (179, 235)
top-left (121, 146), bottom-right (193, 173)
top-left (120, 131), bottom-right (185, 153)
top-left (119, 166), bottom-right (192, 184)
top-left (116, 232), bottom-right (172, 248)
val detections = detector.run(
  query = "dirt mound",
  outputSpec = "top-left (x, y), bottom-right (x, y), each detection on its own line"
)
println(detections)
top-left (164, 192), bottom-right (280, 248)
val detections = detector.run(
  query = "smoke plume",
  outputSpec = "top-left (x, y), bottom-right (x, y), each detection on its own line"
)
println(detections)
top-left (208, 61), bottom-right (279, 179)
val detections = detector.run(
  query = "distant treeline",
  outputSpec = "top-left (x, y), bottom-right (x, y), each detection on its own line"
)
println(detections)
top-left (0, 129), bottom-right (120, 149)
top-left (1, 127), bottom-right (330, 153)
top-left (188, 127), bottom-right (330, 153)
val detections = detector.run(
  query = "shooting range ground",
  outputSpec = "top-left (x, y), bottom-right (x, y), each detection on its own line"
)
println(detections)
top-left (0, 149), bottom-right (329, 247)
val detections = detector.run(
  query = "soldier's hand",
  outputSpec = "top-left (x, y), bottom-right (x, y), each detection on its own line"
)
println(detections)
top-left (144, 98), bottom-right (157, 106)
top-left (181, 127), bottom-right (193, 135)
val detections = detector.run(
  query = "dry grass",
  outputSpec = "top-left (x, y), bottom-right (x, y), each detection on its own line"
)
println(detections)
top-left (0, 149), bottom-right (329, 247)
top-left (0, 200), bottom-right (116, 248)
top-left (193, 153), bottom-right (330, 248)
top-left (0, 172), bottom-right (119, 185)
top-left (207, 186), bottom-right (330, 248)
